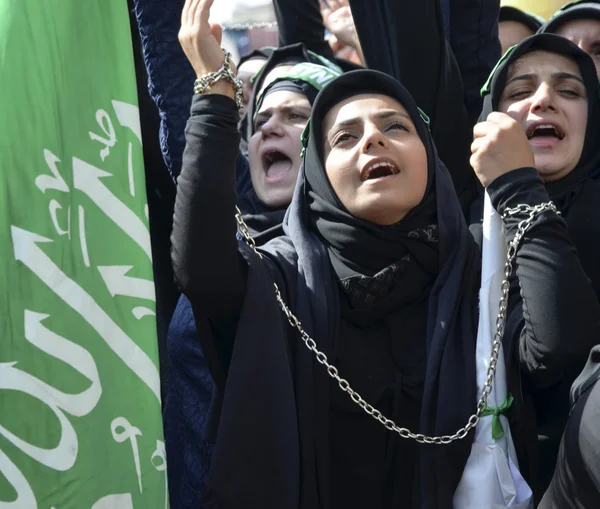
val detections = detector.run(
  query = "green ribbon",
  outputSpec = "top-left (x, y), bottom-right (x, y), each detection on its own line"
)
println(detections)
top-left (481, 393), bottom-right (514, 441)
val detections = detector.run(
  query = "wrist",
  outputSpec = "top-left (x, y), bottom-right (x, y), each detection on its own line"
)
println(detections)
top-left (202, 79), bottom-right (235, 100)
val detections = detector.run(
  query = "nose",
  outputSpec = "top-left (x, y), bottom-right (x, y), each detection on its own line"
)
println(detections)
top-left (530, 83), bottom-right (556, 114)
top-left (361, 123), bottom-right (388, 153)
top-left (260, 114), bottom-right (284, 138)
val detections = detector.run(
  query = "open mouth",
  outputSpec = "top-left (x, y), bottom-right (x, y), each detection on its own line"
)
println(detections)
top-left (360, 161), bottom-right (400, 182)
top-left (263, 150), bottom-right (293, 180)
top-left (526, 123), bottom-right (565, 141)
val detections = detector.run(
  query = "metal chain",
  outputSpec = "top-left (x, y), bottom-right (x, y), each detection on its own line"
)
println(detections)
top-left (235, 201), bottom-right (559, 444)
top-left (222, 21), bottom-right (278, 31)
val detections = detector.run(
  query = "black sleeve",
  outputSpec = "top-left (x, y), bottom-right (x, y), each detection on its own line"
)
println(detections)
top-left (273, 0), bottom-right (335, 60)
top-left (348, 0), bottom-right (479, 212)
top-left (171, 94), bottom-right (247, 338)
top-left (488, 168), bottom-right (600, 389)
top-left (539, 380), bottom-right (600, 509)
top-left (449, 0), bottom-right (502, 127)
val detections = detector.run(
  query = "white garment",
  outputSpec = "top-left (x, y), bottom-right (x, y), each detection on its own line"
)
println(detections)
top-left (453, 193), bottom-right (533, 509)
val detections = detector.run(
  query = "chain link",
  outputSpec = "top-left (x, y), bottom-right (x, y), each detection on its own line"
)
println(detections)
top-left (235, 202), bottom-right (559, 444)
top-left (222, 21), bottom-right (278, 31)
top-left (194, 50), bottom-right (244, 110)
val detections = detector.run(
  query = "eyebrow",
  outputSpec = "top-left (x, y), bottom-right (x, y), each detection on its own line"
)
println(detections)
top-left (506, 71), bottom-right (585, 86)
top-left (331, 109), bottom-right (412, 130)
top-left (255, 104), bottom-right (312, 120)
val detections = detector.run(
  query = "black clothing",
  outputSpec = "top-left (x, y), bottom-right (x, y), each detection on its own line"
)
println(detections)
top-left (540, 1), bottom-right (600, 34)
top-left (273, 0), bottom-right (363, 73)
top-left (450, 0), bottom-right (502, 129)
top-left (172, 64), bottom-right (600, 508)
top-left (237, 47), bottom-right (275, 69)
top-left (236, 189), bottom-right (286, 245)
top-left (539, 378), bottom-right (600, 508)
top-left (475, 33), bottom-right (600, 497)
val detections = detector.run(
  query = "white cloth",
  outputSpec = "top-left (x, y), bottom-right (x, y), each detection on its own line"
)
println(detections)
top-left (453, 193), bottom-right (533, 508)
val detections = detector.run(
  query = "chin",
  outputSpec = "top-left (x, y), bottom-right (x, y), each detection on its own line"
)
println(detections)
top-left (258, 188), bottom-right (294, 208)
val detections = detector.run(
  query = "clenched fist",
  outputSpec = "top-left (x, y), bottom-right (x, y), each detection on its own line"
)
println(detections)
top-left (471, 111), bottom-right (535, 188)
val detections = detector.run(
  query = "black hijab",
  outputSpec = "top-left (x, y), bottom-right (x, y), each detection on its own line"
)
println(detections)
top-left (206, 69), bottom-right (480, 509)
top-left (236, 46), bottom-right (275, 69)
top-left (480, 33), bottom-right (600, 298)
top-left (539, 0), bottom-right (600, 34)
top-left (238, 62), bottom-right (342, 244)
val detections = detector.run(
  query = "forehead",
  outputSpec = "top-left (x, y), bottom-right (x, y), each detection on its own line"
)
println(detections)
top-left (323, 94), bottom-right (409, 129)
top-left (499, 20), bottom-right (535, 39)
top-left (556, 18), bottom-right (600, 39)
top-left (257, 90), bottom-right (310, 114)
top-left (506, 50), bottom-right (582, 79)
top-left (258, 65), bottom-right (295, 95)
top-left (238, 58), bottom-right (267, 77)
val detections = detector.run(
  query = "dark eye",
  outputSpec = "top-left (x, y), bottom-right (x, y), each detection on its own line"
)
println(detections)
top-left (332, 132), bottom-right (354, 146)
top-left (289, 112), bottom-right (307, 121)
top-left (255, 119), bottom-right (267, 129)
top-left (560, 89), bottom-right (581, 98)
top-left (386, 121), bottom-right (409, 132)
top-left (508, 89), bottom-right (531, 100)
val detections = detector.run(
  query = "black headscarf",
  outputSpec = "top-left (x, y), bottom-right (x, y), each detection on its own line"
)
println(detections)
top-left (287, 69), bottom-right (480, 507)
top-left (242, 43), bottom-right (342, 147)
top-left (480, 33), bottom-right (600, 298)
top-left (539, 0), bottom-right (600, 34)
top-left (236, 46), bottom-right (275, 69)
top-left (238, 63), bottom-right (341, 244)
top-left (500, 6), bottom-right (545, 33)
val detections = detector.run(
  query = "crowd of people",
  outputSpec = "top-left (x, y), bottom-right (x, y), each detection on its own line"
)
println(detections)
top-left (147, 0), bottom-right (600, 507)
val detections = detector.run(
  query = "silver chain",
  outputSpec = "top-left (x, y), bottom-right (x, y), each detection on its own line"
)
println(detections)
top-left (193, 50), bottom-right (244, 110)
top-left (235, 201), bottom-right (559, 444)
top-left (222, 21), bottom-right (278, 31)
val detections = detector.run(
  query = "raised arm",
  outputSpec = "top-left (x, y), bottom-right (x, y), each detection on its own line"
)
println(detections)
top-left (348, 0), bottom-right (478, 209)
top-left (173, 0), bottom-right (249, 379)
top-left (273, 0), bottom-right (334, 59)
top-left (472, 112), bottom-right (600, 388)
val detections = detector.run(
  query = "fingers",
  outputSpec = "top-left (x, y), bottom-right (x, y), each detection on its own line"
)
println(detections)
top-left (473, 121), bottom-right (492, 139)
top-left (181, 0), bottom-right (192, 25)
top-left (194, 0), bottom-right (215, 25)
top-left (470, 136), bottom-right (484, 154)
top-left (210, 23), bottom-right (223, 45)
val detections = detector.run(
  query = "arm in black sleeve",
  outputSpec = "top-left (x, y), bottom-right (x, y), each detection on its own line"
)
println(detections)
top-left (449, 0), bottom-right (502, 127)
top-left (348, 0), bottom-right (479, 211)
top-left (488, 168), bottom-right (600, 389)
top-left (273, 0), bottom-right (335, 60)
top-left (171, 94), bottom-right (247, 336)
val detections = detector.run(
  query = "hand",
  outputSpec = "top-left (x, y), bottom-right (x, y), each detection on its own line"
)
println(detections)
top-left (471, 111), bottom-right (535, 187)
top-left (320, 0), bottom-right (357, 48)
top-left (179, 0), bottom-right (237, 79)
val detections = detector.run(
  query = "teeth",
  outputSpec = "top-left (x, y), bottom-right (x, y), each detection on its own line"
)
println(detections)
top-left (528, 124), bottom-right (563, 139)
top-left (364, 162), bottom-right (399, 180)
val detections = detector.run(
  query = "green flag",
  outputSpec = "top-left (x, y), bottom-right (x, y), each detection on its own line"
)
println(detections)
top-left (0, 1), bottom-right (167, 508)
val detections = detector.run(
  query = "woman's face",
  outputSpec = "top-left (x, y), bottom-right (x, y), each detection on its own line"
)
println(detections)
top-left (499, 21), bottom-right (535, 56)
top-left (322, 94), bottom-right (428, 226)
top-left (498, 51), bottom-right (588, 182)
top-left (248, 90), bottom-right (311, 207)
top-left (556, 18), bottom-right (600, 75)
top-left (237, 58), bottom-right (267, 116)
